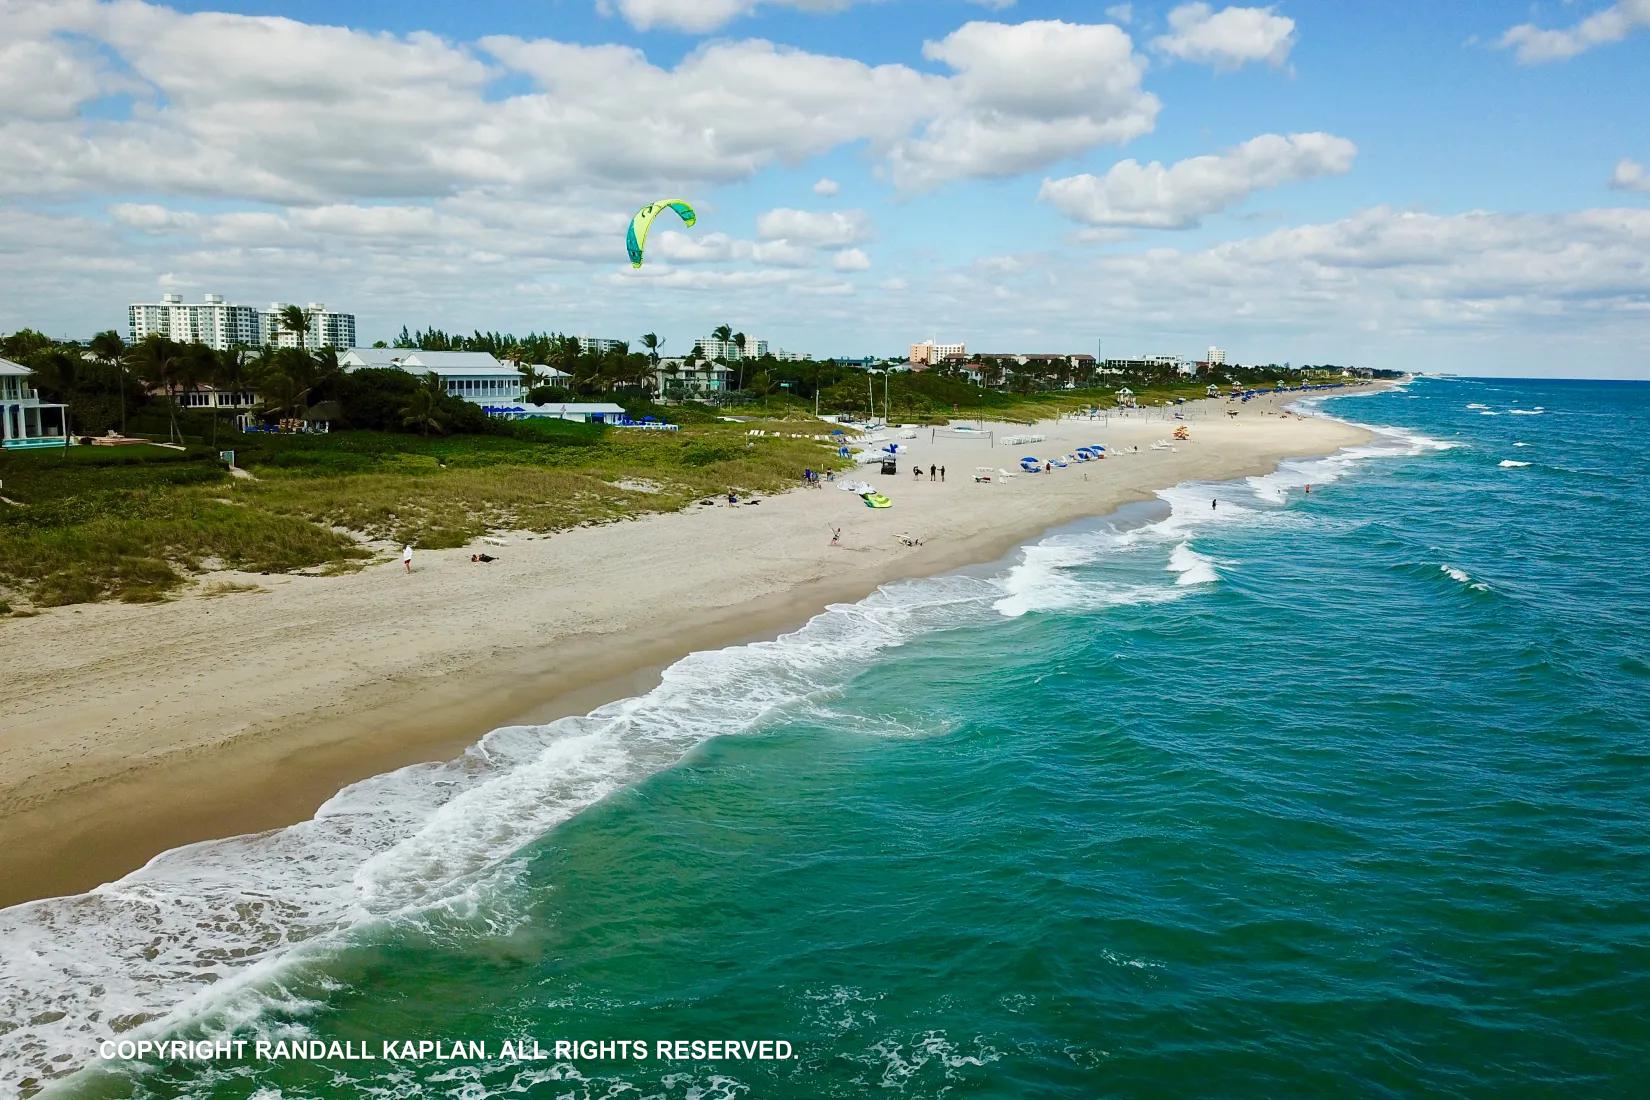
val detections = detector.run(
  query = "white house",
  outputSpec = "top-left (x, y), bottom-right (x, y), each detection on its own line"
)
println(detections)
top-left (485, 401), bottom-right (627, 424)
top-left (338, 348), bottom-right (567, 405)
top-left (0, 358), bottom-right (70, 449)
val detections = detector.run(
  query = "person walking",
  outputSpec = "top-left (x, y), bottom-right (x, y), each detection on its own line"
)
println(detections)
top-left (402, 544), bottom-right (414, 573)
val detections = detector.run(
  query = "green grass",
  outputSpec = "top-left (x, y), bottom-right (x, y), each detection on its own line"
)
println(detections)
top-left (0, 422), bottom-right (842, 607)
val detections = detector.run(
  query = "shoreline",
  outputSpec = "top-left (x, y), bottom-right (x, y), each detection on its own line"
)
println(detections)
top-left (0, 388), bottom-right (1385, 908)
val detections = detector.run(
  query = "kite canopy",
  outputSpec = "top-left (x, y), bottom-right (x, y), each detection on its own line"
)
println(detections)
top-left (627, 199), bottom-right (696, 268)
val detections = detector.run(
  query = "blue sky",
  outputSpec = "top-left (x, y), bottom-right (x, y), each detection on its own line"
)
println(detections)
top-left (3, 0), bottom-right (1648, 375)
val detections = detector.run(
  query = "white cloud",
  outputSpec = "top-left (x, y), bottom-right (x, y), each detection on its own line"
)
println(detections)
top-left (603, 0), bottom-right (866, 34)
top-left (0, 37), bottom-right (107, 119)
top-left (1610, 157), bottom-right (1650, 192)
top-left (755, 207), bottom-right (872, 246)
top-left (812, 177), bottom-right (841, 197)
top-left (1040, 132), bottom-right (1357, 229)
top-left (886, 20), bottom-right (1159, 190)
top-left (1106, 4), bottom-right (1134, 23)
top-left (1152, 3), bottom-right (1296, 70)
top-left (1, 5), bottom-right (1163, 203)
top-left (1496, 0), bottom-right (1650, 63)
top-left (833, 247), bottom-right (871, 271)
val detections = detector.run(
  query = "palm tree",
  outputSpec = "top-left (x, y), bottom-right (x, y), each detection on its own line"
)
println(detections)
top-left (126, 335), bottom-right (184, 443)
top-left (278, 304), bottom-right (310, 350)
top-left (639, 331), bottom-right (663, 362)
top-left (732, 332), bottom-right (750, 391)
top-left (400, 373), bottom-right (447, 436)
top-left (89, 330), bottom-right (126, 434)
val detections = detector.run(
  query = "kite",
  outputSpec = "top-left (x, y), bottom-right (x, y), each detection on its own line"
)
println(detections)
top-left (626, 199), bottom-right (696, 268)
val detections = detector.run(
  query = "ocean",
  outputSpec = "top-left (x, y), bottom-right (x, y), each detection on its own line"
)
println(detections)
top-left (5, 377), bottom-right (1648, 1099)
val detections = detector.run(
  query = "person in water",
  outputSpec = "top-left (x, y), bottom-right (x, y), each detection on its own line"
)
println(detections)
top-left (1212, 499), bottom-right (1218, 510)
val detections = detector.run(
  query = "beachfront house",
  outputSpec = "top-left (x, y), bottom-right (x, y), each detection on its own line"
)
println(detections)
top-left (159, 383), bottom-right (262, 411)
top-left (339, 348), bottom-right (568, 405)
top-left (0, 357), bottom-right (70, 449)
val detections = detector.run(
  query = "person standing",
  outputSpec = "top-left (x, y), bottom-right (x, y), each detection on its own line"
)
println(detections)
top-left (940, 466), bottom-right (946, 482)
top-left (929, 464), bottom-right (936, 479)
top-left (402, 544), bottom-right (414, 573)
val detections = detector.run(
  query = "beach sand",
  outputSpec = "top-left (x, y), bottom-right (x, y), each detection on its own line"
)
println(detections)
top-left (0, 391), bottom-right (1375, 906)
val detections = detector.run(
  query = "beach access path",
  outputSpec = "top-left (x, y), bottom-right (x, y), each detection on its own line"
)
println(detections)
top-left (0, 391), bottom-right (1376, 905)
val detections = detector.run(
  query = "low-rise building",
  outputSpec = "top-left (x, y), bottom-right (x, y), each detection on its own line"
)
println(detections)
top-left (577, 336), bottom-right (625, 355)
top-left (171, 384), bottom-right (261, 410)
top-left (0, 357), bottom-right (69, 448)
top-left (483, 401), bottom-right (627, 424)
top-left (656, 359), bottom-right (733, 395)
top-left (338, 348), bottom-right (562, 405)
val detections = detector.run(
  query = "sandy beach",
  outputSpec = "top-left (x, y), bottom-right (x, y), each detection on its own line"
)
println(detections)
top-left (0, 391), bottom-right (1375, 907)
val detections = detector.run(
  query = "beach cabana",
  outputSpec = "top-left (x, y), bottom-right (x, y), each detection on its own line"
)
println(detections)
top-left (1019, 456), bottom-right (1042, 473)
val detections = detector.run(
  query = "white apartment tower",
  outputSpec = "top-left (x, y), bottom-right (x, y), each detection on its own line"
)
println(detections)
top-left (577, 337), bottom-right (625, 355)
top-left (262, 302), bottom-right (357, 350)
top-left (694, 335), bottom-right (768, 361)
top-left (128, 293), bottom-right (261, 350)
top-left (127, 293), bottom-right (356, 351)
top-left (1208, 345), bottom-right (1227, 366)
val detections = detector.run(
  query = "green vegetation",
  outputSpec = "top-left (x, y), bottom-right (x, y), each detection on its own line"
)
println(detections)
top-left (1, 317), bottom-right (1369, 610)
top-left (0, 420), bottom-right (840, 608)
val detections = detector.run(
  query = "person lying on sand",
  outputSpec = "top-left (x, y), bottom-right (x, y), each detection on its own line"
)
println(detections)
top-left (471, 553), bottom-right (497, 563)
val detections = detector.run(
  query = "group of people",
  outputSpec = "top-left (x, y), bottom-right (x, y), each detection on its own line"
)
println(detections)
top-left (912, 464), bottom-right (946, 482)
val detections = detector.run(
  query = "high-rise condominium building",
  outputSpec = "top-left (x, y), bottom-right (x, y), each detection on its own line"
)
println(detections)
top-left (694, 335), bottom-right (768, 361)
top-left (263, 302), bottom-right (357, 350)
top-left (908, 341), bottom-right (965, 366)
top-left (128, 293), bottom-right (262, 350)
top-left (1208, 345), bottom-right (1227, 365)
top-left (127, 293), bottom-right (356, 351)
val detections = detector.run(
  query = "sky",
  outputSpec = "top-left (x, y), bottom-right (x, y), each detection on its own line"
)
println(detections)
top-left (2, 0), bottom-right (1647, 377)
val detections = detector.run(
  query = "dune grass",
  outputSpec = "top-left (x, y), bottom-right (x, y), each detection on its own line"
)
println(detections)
top-left (0, 421), bottom-right (840, 607)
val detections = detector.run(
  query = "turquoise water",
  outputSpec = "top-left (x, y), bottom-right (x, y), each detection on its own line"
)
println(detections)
top-left (8, 378), bottom-right (1650, 1098)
